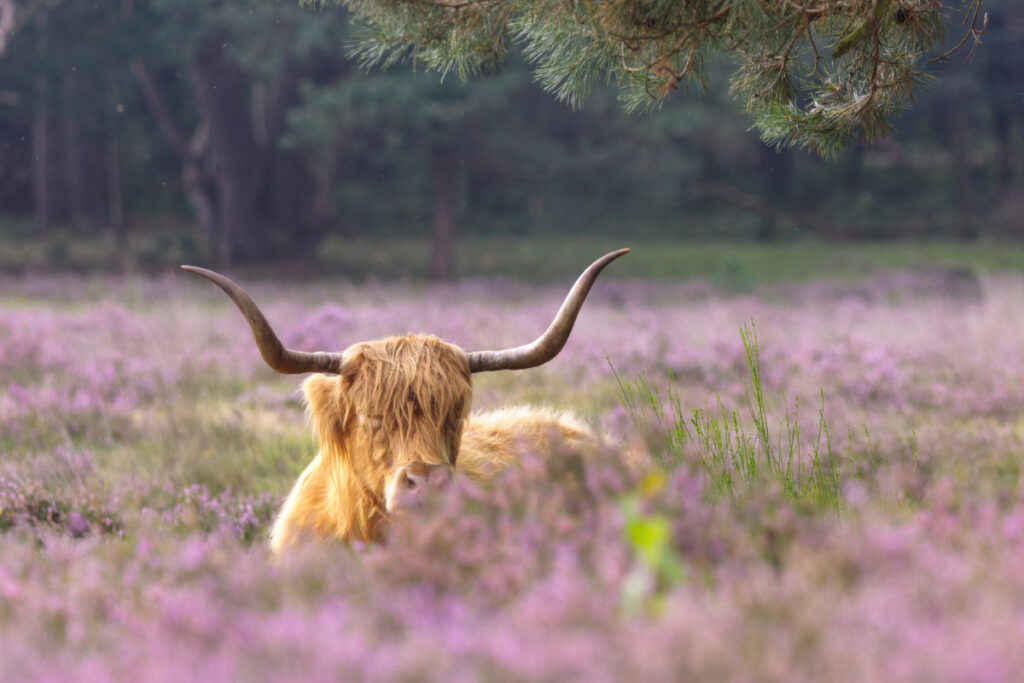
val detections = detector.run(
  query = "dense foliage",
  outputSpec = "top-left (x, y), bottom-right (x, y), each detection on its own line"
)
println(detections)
top-left (334, 0), bottom-right (978, 156)
top-left (0, 1), bottom-right (1022, 273)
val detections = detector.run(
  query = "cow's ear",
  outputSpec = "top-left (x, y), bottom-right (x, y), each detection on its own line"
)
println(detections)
top-left (303, 374), bottom-right (349, 446)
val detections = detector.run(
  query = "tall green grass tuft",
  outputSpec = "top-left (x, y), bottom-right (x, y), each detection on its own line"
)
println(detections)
top-left (614, 322), bottom-right (846, 511)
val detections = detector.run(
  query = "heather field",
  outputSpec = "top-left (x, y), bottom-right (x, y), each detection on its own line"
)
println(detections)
top-left (3, 264), bottom-right (1024, 681)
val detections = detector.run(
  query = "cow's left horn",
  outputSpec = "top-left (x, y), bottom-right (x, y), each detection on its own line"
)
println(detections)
top-left (466, 248), bottom-right (629, 373)
top-left (182, 266), bottom-right (345, 375)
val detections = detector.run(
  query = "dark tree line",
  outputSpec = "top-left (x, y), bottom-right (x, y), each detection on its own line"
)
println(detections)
top-left (0, 1), bottom-right (1023, 277)
top-left (1, 0), bottom-right (344, 267)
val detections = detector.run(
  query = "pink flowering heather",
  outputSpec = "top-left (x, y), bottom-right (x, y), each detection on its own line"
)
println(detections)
top-left (2, 267), bottom-right (1024, 680)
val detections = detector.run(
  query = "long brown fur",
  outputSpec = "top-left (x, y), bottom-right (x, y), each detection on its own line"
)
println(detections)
top-left (458, 406), bottom-right (601, 482)
top-left (268, 334), bottom-right (602, 553)
top-left (269, 334), bottom-right (469, 552)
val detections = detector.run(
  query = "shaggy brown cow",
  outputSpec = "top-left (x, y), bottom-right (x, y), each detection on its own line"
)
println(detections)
top-left (182, 249), bottom-right (627, 553)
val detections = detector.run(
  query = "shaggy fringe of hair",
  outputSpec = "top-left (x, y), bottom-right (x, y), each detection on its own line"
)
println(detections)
top-left (342, 335), bottom-right (471, 452)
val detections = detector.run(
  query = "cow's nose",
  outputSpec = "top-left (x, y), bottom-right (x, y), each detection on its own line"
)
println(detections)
top-left (389, 463), bottom-right (453, 511)
top-left (403, 463), bottom-right (453, 492)
top-left (402, 468), bottom-right (428, 493)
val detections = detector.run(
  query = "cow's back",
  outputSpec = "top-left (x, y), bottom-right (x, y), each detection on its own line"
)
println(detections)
top-left (457, 406), bottom-right (602, 482)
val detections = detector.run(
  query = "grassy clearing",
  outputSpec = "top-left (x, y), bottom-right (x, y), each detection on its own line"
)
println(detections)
top-left (6, 226), bottom-right (1024, 288)
top-left (315, 236), bottom-right (1024, 286)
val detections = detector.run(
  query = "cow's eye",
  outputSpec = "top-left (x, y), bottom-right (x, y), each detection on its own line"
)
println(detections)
top-left (361, 415), bottom-right (384, 430)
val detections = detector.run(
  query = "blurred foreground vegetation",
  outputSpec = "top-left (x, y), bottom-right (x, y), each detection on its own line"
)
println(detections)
top-left (5, 271), bottom-right (1024, 678)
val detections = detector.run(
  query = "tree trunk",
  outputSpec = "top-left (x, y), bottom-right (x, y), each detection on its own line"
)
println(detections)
top-left (105, 73), bottom-right (127, 254)
top-left (31, 10), bottom-right (64, 233)
top-left (258, 47), bottom-right (317, 253)
top-left (756, 144), bottom-right (790, 241)
top-left (130, 58), bottom-right (218, 258)
top-left (0, 0), bottom-right (16, 55)
top-left (844, 141), bottom-right (865, 192)
top-left (430, 146), bottom-right (457, 281)
top-left (106, 137), bottom-right (126, 242)
top-left (32, 85), bottom-right (64, 233)
top-left (61, 74), bottom-right (93, 230)
top-left (694, 138), bottom-right (720, 213)
top-left (309, 150), bottom-right (340, 237)
top-left (190, 36), bottom-right (260, 267)
top-left (992, 103), bottom-right (1014, 202)
top-left (950, 91), bottom-right (976, 239)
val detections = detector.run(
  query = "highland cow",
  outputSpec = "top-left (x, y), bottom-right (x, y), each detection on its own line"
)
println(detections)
top-left (182, 249), bottom-right (627, 553)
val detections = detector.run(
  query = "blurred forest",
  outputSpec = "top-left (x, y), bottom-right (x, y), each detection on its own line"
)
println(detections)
top-left (0, 0), bottom-right (1022, 278)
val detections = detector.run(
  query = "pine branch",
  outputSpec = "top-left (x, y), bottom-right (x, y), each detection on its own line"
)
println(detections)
top-left (317, 0), bottom-right (979, 155)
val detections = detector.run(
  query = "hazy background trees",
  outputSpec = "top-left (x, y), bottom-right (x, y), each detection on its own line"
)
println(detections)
top-left (0, 0), bottom-right (1021, 278)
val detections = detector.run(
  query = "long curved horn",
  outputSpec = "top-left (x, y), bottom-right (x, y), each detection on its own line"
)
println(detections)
top-left (466, 248), bottom-right (629, 373)
top-left (181, 266), bottom-right (345, 375)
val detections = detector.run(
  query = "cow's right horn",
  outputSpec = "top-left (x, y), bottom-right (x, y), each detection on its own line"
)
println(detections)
top-left (466, 248), bottom-right (628, 373)
top-left (182, 266), bottom-right (345, 375)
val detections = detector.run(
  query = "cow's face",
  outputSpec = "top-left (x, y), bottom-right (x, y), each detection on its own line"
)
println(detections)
top-left (338, 335), bottom-right (471, 513)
